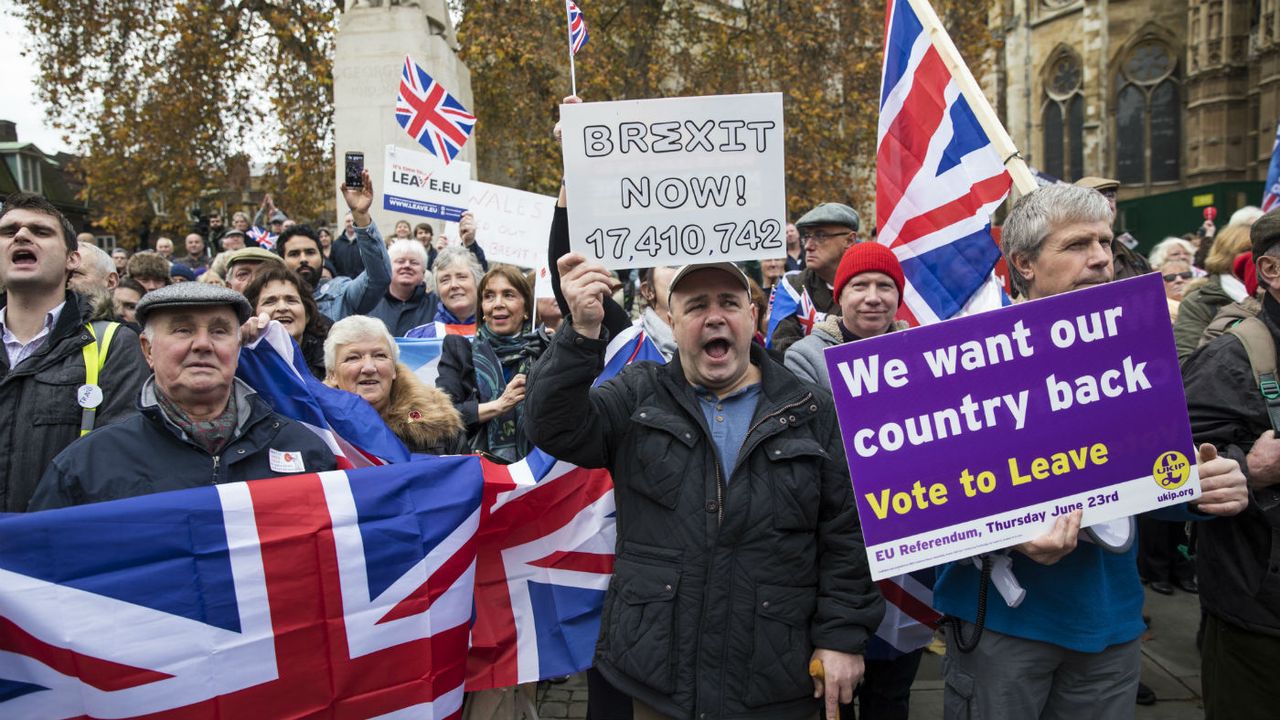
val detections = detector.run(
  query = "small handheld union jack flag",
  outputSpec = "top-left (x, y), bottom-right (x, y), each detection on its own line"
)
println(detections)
top-left (395, 55), bottom-right (477, 165)
top-left (247, 225), bottom-right (277, 251)
top-left (567, 1), bottom-right (589, 55)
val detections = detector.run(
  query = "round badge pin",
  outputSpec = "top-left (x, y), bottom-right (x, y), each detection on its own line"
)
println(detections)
top-left (77, 383), bottom-right (104, 409)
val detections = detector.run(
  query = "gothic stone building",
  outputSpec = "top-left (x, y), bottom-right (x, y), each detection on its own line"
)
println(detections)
top-left (989, 0), bottom-right (1275, 248)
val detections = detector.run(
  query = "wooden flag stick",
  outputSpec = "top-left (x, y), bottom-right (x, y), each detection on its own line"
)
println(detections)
top-left (905, 0), bottom-right (1038, 196)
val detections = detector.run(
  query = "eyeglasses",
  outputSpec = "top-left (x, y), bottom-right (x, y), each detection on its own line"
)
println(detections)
top-left (799, 230), bottom-right (854, 243)
top-left (1162, 271), bottom-right (1193, 282)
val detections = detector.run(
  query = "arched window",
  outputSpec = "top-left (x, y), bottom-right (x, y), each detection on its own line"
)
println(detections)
top-left (1115, 39), bottom-right (1181, 186)
top-left (1042, 49), bottom-right (1085, 181)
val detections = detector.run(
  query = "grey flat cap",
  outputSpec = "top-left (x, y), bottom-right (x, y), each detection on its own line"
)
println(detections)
top-left (269, 210), bottom-right (288, 223)
top-left (796, 202), bottom-right (860, 232)
top-left (135, 282), bottom-right (253, 327)
top-left (1253, 208), bottom-right (1280, 257)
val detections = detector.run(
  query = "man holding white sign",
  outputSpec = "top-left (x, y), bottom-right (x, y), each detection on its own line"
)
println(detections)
top-left (527, 252), bottom-right (883, 720)
top-left (934, 183), bottom-right (1247, 720)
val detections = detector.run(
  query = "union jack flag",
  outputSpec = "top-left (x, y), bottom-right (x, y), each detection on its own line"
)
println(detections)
top-left (764, 271), bottom-right (826, 348)
top-left (465, 323), bottom-right (668, 689)
top-left (567, 1), bottom-right (589, 55)
top-left (877, 0), bottom-right (1012, 326)
top-left (247, 225), bottom-right (277, 251)
top-left (395, 55), bottom-right (477, 165)
top-left (238, 322), bottom-right (412, 468)
top-left (0, 458), bottom-right (484, 718)
top-left (467, 451), bottom-right (615, 689)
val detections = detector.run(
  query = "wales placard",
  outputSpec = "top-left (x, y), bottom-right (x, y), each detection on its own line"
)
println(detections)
top-left (823, 274), bottom-right (1200, 580)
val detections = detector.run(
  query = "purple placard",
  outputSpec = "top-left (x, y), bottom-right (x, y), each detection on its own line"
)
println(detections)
top-left (823, 274), bottom-right (1200, 579)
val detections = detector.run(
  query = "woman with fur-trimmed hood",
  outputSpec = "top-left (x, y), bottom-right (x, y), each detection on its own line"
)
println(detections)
top-left (324, 316), bottom-right (467, 455)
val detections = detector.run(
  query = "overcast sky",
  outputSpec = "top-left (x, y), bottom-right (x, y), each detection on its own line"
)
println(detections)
top-left (0, 4), bottom-right (72, 154)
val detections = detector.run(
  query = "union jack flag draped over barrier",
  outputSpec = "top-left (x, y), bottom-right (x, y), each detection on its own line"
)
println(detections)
top-left (0, 458), bottom-right (484, 719)
top-left (395, 55), bottom-right (477, 165)
top-left (877, 0), bottom-right (1012, 327)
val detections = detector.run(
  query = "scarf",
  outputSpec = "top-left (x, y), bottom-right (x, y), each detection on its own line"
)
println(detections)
top-left (435, 302), bottom-right (476, 326)
top-left (472, 323), bottom-right (531, 463)
top-left (156, 389), bottom-right (239, 456)
top-left (642, 307), bottom-right (678, 361)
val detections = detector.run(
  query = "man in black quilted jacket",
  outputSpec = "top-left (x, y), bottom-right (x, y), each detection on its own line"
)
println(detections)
top-left (527, 253), bottom-right (883, 720)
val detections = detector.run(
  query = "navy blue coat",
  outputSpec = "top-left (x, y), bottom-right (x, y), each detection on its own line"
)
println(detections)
top-left (30, 380), bottom-right (336, 510)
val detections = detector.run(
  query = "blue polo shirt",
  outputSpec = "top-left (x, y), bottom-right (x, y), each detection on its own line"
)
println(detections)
top-left (693, 384), bottom-right (761, 482)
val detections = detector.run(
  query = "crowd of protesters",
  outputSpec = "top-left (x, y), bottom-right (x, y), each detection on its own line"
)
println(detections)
top-left (1, 97), bottom-right (1277, 720)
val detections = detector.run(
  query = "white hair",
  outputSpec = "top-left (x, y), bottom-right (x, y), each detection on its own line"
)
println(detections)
top-left (1229, 206), bottom-right (1264, 227)
top-left (77, 241), bottom-right (116, 281)
top-left (323, 315), bottom-right (399, 376)
top-left (1148, 237), bottom-right (1196, 270)
top-left (388, 239), bottom-right (428, 266)
top-left (432, 245), bottom-right (484, 284)
top-left (1001, 184), bottom-right (1113, 297)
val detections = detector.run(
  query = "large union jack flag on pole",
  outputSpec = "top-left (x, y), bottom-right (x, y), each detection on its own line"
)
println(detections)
top-left (0, 459), bottom-right (483, 719)
top-left (395, 55), bottom-right (477, 165)
top-left (877, 0), bottom-right (1016, 326)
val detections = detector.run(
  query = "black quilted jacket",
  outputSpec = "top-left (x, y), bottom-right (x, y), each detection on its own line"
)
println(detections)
top-left (526, 325), bottom-right (883, 720)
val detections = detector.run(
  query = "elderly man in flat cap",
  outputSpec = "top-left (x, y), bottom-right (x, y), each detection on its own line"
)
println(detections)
top-left (30, 283), bottom-right (335, 510)
top-left (769, 202), bottom-right (860, 353)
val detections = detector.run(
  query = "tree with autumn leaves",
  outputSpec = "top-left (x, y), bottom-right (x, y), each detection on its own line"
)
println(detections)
top-left (15, 0), bottom-right (337, 243)
top-left (457, 0), bottom-right (999, 219)
top-left (16, 0), bottom-right (996, 242)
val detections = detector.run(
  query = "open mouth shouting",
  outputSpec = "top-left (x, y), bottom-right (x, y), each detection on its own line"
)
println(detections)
top-left (9, 246), bottom-right (38, 269)
top-left (703, 337), bottom-right (732, 362)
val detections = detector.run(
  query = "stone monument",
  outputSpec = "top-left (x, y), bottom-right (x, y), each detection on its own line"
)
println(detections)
top-left (333, 0), bottom-right (474, 232)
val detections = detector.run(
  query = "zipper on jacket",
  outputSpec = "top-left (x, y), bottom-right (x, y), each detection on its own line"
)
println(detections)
top-left (211, 455), bottom-right (221, 484)
top-left (732, 393), bottom-right (814, 477)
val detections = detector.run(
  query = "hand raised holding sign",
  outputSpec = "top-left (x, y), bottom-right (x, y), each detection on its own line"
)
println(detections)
top-left (1193, 443), bottom-right (1248, 516)
top-left (554, 95), bottom-right (582, 145)
top-left (558, 252), bottom-right (613, 340)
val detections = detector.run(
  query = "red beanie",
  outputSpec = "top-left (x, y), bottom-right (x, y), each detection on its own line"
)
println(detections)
top-left (1233, 251), bottom-right (1258, 297)
top-left (834, 242), bottom-right (905, 300)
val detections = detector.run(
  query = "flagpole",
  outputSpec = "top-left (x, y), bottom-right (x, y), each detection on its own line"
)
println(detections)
top-left (564, 0), bottom-right (578, 97)
top-left (905, 0), bottom-right (1038, 197)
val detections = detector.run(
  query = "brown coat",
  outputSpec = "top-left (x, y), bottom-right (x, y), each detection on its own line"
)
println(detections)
top-left (383, 363), bottom-right (467, 455)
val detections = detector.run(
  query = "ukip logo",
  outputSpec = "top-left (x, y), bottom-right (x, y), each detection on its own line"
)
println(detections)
top-left (1152, 451), bottom-right (1191, 490)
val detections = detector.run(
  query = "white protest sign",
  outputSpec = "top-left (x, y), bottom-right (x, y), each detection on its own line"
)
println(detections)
top-left (382, 145), bottom-right (471, 223)
top-left (561, 93), bottom-right (786, 269)
top-left (465, 181), bottom-right (556, 268)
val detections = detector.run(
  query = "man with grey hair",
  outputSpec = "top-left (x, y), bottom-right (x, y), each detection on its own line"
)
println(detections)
top-left (0, 192), bottom-right (147, 513)
top-left (1183, 208), bottom-right (1280, 717)
top-left (30, 282), bottom-right (335, 510)
top-left (369, 239), bottom-right (436, 336)
top-left (71, 242), bottom-right (120, 294)
top-left (71, 241), bottom-right (122, 321)
top-left (933, 183), bottom-right (1250, 719)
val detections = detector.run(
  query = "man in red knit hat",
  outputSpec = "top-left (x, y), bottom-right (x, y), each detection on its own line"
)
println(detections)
top-left (784, 242), bottom-right (907, 387)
